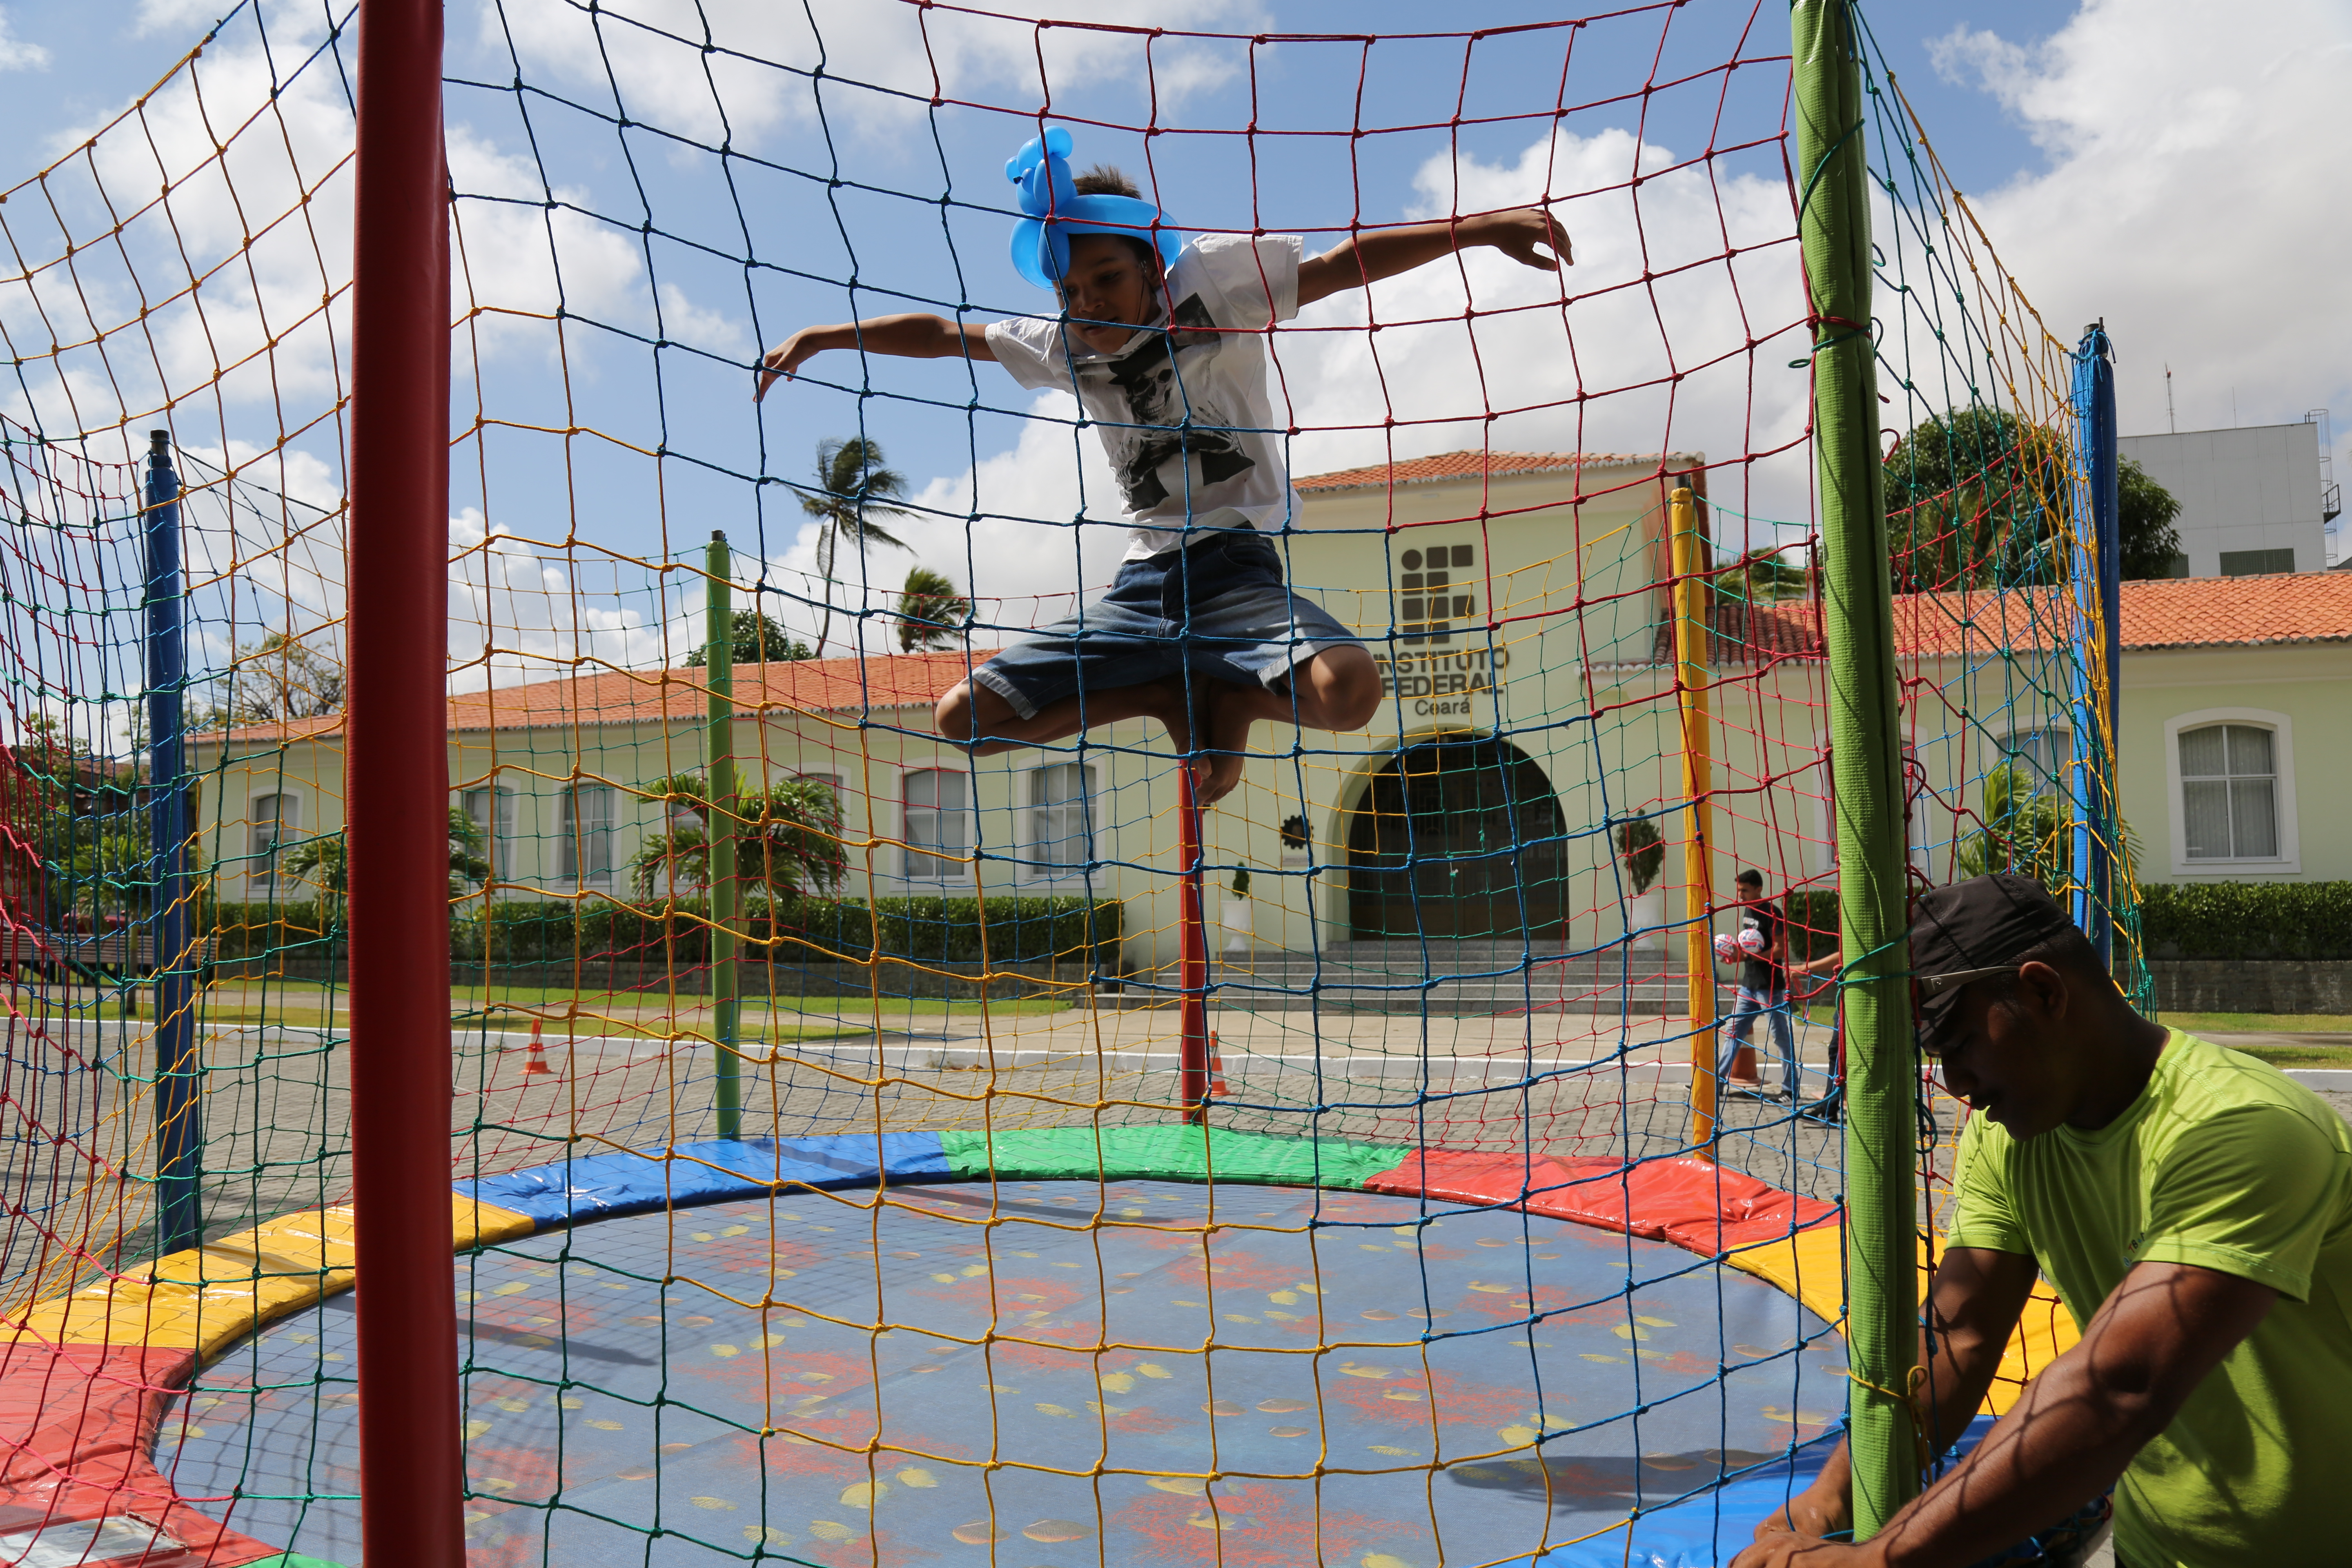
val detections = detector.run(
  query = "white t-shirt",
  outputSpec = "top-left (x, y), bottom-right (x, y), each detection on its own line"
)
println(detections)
top-left (985, 232), bottom-right (1302, 561)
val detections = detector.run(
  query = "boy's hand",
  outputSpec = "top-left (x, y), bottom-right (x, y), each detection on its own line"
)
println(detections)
top-left (755, 326), bottom-right (832, 402)
top-left (1466, 208), bottom-right (1572, 272)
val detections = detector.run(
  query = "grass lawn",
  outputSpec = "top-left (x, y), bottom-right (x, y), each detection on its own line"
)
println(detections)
top-left (2163, 1012), bottom-right (2352, 1036)
top-left (2232, 1045), bottom-right (2352, 1069)
top-left (2160, 1013), bottom-right (2352, 1070)
top-left (167, 982), bottom-right (1071, 1039)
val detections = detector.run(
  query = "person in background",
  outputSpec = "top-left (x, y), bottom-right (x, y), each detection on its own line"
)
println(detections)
top-left (1788, 942), bottom-right (1844, 1125)
top-left (1715, 868), bottom-right (1797, 1101)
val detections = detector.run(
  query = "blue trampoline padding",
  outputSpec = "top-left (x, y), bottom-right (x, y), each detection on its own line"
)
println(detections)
top-left (457, 1131), bottom-right (953, 1227)
top-left (1507, 1434), bottom-right (1839, 1566)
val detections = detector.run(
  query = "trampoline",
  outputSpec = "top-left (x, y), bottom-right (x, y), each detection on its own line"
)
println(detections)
top-left (163, 1171), bottom-right (1844, 1566)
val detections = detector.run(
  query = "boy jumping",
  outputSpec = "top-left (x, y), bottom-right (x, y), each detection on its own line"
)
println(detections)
top-left (755, 126), bottom-right (1570, 803)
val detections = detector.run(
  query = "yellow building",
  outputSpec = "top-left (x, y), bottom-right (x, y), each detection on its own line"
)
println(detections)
top-left (190, 452), bottom-right (2352, 982)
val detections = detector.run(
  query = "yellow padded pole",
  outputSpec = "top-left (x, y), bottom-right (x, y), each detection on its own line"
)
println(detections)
top-left (1669, 486), bottom-right (1719, 1150)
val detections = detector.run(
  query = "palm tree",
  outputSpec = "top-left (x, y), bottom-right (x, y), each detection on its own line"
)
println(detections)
top-left (801, 438), bottom-right (915, 657)
top-left (630, 772), bottom-right (847, 902)
top-left (895, 565), bottom-right (971, 653)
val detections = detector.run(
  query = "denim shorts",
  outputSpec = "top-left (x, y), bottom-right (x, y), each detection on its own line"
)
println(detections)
top-left (972, 527), bottom-right (1363, 720)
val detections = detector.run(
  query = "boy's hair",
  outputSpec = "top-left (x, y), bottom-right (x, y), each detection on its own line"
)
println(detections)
top-left (1074, 164), bottom-right (1140, 198)
top-left (1735, 869), bottom-right (1764, 889)
top-left (1066, 164), bottom-right (1160, 276)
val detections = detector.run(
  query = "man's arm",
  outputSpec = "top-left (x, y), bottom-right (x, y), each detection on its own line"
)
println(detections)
top-left (1295, 208), bottom-right (1570, 308)
top-left (755, 315), bottom-right (994, 401)
top-left (1742, 1258), bottom-right (2277, 1568)
top-left (1752, 1246), bottom-right (2040, 1543)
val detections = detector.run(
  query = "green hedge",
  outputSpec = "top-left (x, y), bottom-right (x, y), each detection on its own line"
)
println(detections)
top-left (2137, 882), bottom-right (2352, 962)
top-left (457, 894), bottom-right (1121, 971)
top-left (208, 895), bottom-right (1123, 971)
top-left (207, 901), bottom-right (340, 961)
top-left (1780, 888), bottom-right (1841, 965)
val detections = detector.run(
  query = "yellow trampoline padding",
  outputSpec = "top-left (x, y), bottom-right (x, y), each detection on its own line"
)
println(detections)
top-left (9, 1196), bottom-right (535, 1357)
top-left (1724, 1225), bottom-right (2080, 1419)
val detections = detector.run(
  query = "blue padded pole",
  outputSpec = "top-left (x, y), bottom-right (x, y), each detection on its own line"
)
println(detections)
top-left (144, 430), bottom-right (202, 1256)
top-left (2069, 325), bottom-right (2119, 962)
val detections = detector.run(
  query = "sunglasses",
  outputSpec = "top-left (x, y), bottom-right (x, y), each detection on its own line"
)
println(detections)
top-left (1911, 964), bottom-right (2022, 1058)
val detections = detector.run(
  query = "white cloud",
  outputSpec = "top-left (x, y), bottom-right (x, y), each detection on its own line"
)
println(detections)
top-left (1929, 0), bottom-right (2352, 489)
top-left (0, 7), bottom-right (50, 71)
top-left (481, 0), bottom-right (1265, 149)
top-left (1278, 126), bottom-right (1808, 541)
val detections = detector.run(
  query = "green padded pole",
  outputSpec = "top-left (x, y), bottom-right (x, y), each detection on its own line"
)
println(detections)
top-left (706, 531), bottom-right (742, 1140)
top-left (1793, 0), bottom-right (1918, 1532)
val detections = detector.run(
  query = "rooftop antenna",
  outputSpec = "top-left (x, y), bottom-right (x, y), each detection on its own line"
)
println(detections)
top-left (2165, 365), bottom-right (2176, 434)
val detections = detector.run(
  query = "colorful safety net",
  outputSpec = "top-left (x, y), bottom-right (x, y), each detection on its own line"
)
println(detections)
top-left (0, 2), bottom-right (2138, 1564)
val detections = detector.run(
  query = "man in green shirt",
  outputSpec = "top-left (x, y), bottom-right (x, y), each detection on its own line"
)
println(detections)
top-left (1738, 872), bottom-right (2352, 1567)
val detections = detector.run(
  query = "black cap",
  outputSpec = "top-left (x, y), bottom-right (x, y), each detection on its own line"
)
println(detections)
top-left (1909, 873), bottom-right (2076, 1038)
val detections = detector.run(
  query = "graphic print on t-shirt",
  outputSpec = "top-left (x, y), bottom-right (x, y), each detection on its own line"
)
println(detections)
top-left (984, 233), bottom-right (1301, 559)
top-left (1088, 293), bottom-right (1254, 513)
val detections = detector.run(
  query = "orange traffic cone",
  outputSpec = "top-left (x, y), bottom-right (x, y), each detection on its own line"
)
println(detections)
top-left (1207, 1033), bottom-right (1229, 1098)
top-left (522, 1018), bottom-right (555, 1077)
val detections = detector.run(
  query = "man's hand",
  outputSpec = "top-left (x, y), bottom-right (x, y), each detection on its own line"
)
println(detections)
top-left (1461, 207), bottom-right (1572, 271)
top-left (1733, 1532), bottom-right (1870, 1568)
top-left (1755, 1482), bottom-right (1851, 1544)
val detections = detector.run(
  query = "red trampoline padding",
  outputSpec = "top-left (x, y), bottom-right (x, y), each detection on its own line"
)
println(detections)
top-left (1363, 1150), bottom-right (1837, 1255)
top-left (0, 1341), bottom-right (281, 1566)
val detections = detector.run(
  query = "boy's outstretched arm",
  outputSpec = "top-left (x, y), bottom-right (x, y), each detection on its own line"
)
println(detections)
top-left (1296, 208), bottom-right (1570, 307)
top-left (755, 314), bottom-right (995, 401)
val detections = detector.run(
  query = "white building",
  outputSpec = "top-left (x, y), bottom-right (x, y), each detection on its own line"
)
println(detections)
top-left (2117, 418), bottom-right (2338, 577)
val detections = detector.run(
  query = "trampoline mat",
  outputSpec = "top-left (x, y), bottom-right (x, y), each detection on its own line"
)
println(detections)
top-left (159, 1180), bottom-right (1846, 1566)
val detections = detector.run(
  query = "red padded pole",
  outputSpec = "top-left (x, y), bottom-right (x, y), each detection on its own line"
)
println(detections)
top-left (346, 1), bottom-right (461, 1561)
top-left (1178, 771), bottom-right (1210, 1124)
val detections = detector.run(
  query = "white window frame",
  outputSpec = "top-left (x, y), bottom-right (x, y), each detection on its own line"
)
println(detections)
top-left (901, 766), bottom-right (969, 881)
top-left (1997, 722), bottom-right (2076, 797)
top-left (561, 782), bottom-right (617, 886)
top-left (461, 785), bottom-right (514, 880)
top-left (248, 791), bottom-right (301, 891)
top-left (2164, 707), bottom-right (2299, 875)
top-left (1023, 761), bottom-right (1097, 882)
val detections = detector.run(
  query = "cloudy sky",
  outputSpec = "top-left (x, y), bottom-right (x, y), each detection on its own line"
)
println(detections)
top-left (1, 0), bottom-right (2344, 683)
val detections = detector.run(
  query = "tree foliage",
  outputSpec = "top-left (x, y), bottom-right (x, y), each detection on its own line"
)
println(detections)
top-left (802, 437), bottom-right (915, 657)
top-left (2117, 457), bottom-right (2184, 580)
top-left (194, 632), bottom-right (344, 728)
top-left (1956, 763), bottom-right (2071, 891)
top-left (895, 565), bottom-right (970, 653)
top-left (1883, 409), bottom-right (2070, 591)
top-left (1883, 408), bottom-right (2186, 590)
top-left (277, 808), bottom-right (493, 921)
top-left (630, 772), bottom-right (846, 901)
top-left (686, 609), bottom-right (812, 667)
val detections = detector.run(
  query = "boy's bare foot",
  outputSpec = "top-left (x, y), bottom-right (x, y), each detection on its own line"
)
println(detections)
top-left (1129, 676), bottom-right (1218, 795)
top-left (1195, 680), bottom-right (1257, 805)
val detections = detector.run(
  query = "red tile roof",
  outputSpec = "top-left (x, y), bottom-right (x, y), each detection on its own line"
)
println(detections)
top-left (1717, 572), bottom-right (2352, 661)
top-left (1294, 448), bottom-right (1705, 493)
top-left (204, 649), bottom-right (995, 744)
top-left (2114, 571), bottom-right (2352, 650)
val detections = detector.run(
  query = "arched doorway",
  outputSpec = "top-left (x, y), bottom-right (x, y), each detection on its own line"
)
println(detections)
top-left (1345, 735), bottom-right (1569, 942)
